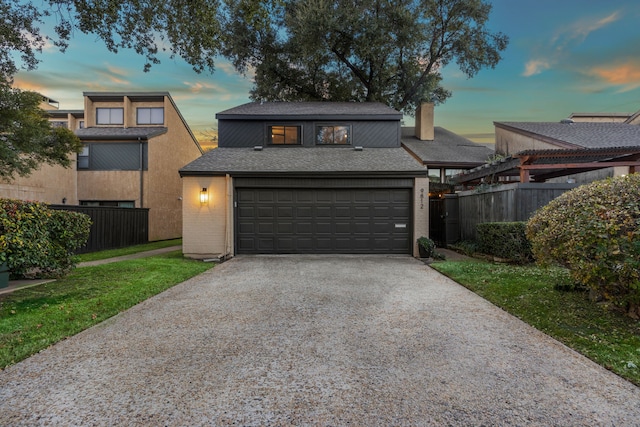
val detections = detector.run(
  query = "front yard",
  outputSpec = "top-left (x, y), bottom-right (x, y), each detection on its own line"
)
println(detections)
top-left (432, 258), bottom-right (640, 386)
top-left (0, 250), bottom-right (213, 369)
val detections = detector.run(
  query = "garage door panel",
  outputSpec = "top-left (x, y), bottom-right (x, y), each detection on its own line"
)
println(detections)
top-left (236, 188), bottom-right (411, 254)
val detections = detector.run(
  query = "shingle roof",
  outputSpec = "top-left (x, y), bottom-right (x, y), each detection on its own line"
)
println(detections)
top-left (180, 147), bottom-right (426, 177)
top-left (494, 122), bottom-right (640, 149)
top-left (401, 127), bottom-right (494, 166)
top-left (75, 127), bottom-right (167, 140)
top-left (216, 102), bottom-right (402, 120)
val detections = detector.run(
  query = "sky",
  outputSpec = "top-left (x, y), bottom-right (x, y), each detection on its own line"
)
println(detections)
top-left (13, 0), bottom-right (640, 146)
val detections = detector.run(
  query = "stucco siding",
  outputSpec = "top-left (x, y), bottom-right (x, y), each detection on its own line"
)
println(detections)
top-left (412, 177), bottom-right (429, 257)
top-left (182, 176), bottom-right (231, 259)
top-left (0, 157), bottom-right (78, 205)
top-left (495, 127), bottom-right (559, 156)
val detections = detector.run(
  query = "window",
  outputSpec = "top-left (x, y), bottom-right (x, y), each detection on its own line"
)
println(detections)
top-left (78, 120), bottom-right (85, 129)
top-left (80, 201), bottom-right (135, 208)
top-left (445, 168), bottom-right (465, 182)
top-left (50, 121), bottom-right (68, 128)
top-left (77, 145), bottom-right (89, 169)
top-left (428, 168), bottom-right (442, 183)
top-left (269, 125), bottom-right (301, 145)
top-left (137, 107), bottom-right (164, 125)
top-left (96, 108), bottom-right (124, 125)
top-left (316, 125), bottom-right (351, 145)
top-left (77, 143), bottom-right (148, 171)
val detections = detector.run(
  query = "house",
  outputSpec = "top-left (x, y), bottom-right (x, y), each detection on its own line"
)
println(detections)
top-left (0, 91), bottom-right (203, 241)
top-left (401, 103), bottom-right (494, 190)
top-left (179, 102), bottom-right (429, 258)
top-left (490, 121), bottom-right (640, 183)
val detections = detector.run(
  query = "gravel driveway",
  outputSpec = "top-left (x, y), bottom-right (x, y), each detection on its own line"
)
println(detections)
top-left (0, 255), bottom-right (638, 425)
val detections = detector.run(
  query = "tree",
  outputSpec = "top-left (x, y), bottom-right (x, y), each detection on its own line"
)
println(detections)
top-left (2, 1), bottom-right (507, 116)
top-left (0, 82), bottom-right (82, 180)
top-left (223, 0), bottom-right (509, 114)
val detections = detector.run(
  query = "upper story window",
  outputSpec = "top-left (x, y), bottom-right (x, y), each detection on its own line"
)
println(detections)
top-left (137, 107), bottom-right (164, 125)
top-left (77, 143), bottom-right (148, 171)
top-left (316, 125), bottom-right (351, 145)
top-left (78, 120), bottom-right (85, 129)
top-left (96, 108), bottom-right (124, 125)
top-left (269, 125), bottom-right (301, 145)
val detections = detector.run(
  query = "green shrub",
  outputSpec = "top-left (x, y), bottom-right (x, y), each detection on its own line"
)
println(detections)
top-left (417, 236), bottom-right (436, 258)
top-left (0, 199), bottom-right (91, 278)
top-left (476, 222), bottom-right (532, 263)
top-left (526, 174), bottom-right (640, 317)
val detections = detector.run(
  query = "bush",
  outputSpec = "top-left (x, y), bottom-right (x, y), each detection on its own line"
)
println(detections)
top-left (0, 199), bottom-right (91, 278)
top-left (417, 236), bottom-right (436, 258)
top-left (476, 222), bottom-right (532, 263)
top-left (526, 174), bottom-right (640, 317)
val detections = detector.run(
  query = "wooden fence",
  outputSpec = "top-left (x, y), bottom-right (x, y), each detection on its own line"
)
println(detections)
top-left (453, 182), bottom-right (579, 241)
top-left (49, 205), bottom-right (149, 253)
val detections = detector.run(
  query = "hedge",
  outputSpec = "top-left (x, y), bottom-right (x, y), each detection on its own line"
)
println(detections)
top-left (0, 199), bottom-right (91, 278)
top-left (476, 222), bottom-right (532, 263)
top-left (526, 174), bottom-right (640, 318)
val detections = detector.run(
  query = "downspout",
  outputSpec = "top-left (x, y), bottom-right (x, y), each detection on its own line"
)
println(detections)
top-left (225, 174), bottom-right (232, 258)
top-left (139, 137), bottom-right (144, 208)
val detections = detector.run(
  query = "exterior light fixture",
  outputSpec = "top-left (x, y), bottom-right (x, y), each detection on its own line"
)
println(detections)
top-left (200, 187), bottom-right (208, 205)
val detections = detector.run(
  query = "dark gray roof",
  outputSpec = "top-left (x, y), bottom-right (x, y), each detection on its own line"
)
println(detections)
top-left (180, 147), bottom-right (426, 177)
top-left (216, 102), bottom-right (402, 121)
top-left (47, 109), bottom-right (84, 117)
top-left (401, 127), bottom-right (494, 166)
top-left (75, 127), bottom-right (167, 140)
top-left (494, 122), bottom-right (640, 149)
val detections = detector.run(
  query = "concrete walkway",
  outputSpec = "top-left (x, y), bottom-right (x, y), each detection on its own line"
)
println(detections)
top-left (0, 255), bottom-right (638, 425)
top-left (0, 245), bottom-right (182, 296)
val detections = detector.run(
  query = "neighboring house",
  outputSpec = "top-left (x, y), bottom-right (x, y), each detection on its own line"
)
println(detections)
top-left (0, 91), bottom-right (203, 241)
top-left (569, 109), bottom-right (640, 125)
top-left (490, 121), bottom-right (640, 183)
top-left (401, 103), bottom-right (494, 190)
top-left (179, 102), bottom-right (429, 259)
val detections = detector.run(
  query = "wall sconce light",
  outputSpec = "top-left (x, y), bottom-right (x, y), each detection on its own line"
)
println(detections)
top-left (200, 187), bottom-right (208, 205)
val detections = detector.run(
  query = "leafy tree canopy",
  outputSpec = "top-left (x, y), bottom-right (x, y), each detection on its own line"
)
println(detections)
top-left (0, 82), bottom-right (82, 181)
top-left (2, 0), bottom-right (507, 115)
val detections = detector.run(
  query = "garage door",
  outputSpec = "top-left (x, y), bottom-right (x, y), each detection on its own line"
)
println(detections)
top-left (236, 188), bottom-right (412, 254)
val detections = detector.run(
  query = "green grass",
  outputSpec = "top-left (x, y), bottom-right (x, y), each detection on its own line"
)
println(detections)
top-left (76, 239), bottom-right (182, 262)
top-left (0, 251), bottom-right (212, 369)
top-left (431, 259), bottom-right (640, 386)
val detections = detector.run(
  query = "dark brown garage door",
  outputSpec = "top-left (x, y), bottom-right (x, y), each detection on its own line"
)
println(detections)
top-left (236, 188), bottom-right (412, 254)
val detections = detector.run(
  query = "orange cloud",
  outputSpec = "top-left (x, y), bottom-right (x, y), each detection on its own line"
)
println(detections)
top-left (590, 62), bottom-right (640, 91)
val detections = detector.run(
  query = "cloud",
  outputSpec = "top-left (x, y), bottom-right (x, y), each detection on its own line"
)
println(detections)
top-left (522, 59), bottom-right (551, 77)
top-left (588, 62), bottom-right (640, 92)
top-left (183, 81), bottom-right (223, 94)
top-left (522, 10), bottom-right (620, 77)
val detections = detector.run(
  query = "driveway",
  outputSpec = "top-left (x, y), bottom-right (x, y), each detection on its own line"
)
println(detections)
top-left (0, 255), bottom-right (638, 425)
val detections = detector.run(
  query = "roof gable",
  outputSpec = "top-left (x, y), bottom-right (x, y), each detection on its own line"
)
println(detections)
top-left (494, 122), bottom-right (640, 149)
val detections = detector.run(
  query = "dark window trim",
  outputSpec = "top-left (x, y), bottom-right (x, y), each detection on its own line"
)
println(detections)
top-left (315, 123), bottom-right (352, 145)
top-left (266, 124), bottom-right (303, 145)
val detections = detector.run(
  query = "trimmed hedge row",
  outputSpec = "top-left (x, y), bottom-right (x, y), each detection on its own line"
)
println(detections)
top-left (476, 222), bottom-right (532, 263)
top-left (0, 199), bottom-right (91, 278)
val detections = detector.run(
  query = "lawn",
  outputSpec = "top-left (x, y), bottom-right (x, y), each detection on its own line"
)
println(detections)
top-left (0, 250), bottom-right (213, 369)
top-left (76, 238), bottom-right (182, 262)
top-left (431, 259), bottom-right (640, 386)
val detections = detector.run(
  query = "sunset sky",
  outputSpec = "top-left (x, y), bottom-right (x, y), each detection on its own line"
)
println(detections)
top-left (14, 0), bottom-right (640, 145)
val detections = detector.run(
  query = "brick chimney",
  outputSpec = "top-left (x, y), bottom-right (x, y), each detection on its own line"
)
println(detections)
top-left (415, 103), bottom-right (434, 141)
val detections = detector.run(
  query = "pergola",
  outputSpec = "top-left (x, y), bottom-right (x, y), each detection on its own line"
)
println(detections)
top-left (452, 146), bottom-right (640, 185)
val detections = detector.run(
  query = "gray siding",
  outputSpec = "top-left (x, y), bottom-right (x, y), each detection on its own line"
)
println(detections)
top-left (218, 119), bottom-right (400, 148)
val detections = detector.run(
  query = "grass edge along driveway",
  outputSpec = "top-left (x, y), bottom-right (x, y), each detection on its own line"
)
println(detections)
top-left (0, 251), bottom-right (213, 369)
top-left (431, 258), bottom-right (640, 387)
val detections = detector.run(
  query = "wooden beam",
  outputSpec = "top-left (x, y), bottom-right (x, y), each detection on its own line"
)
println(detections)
top-left (521, 161), bottom-right (640, 170)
